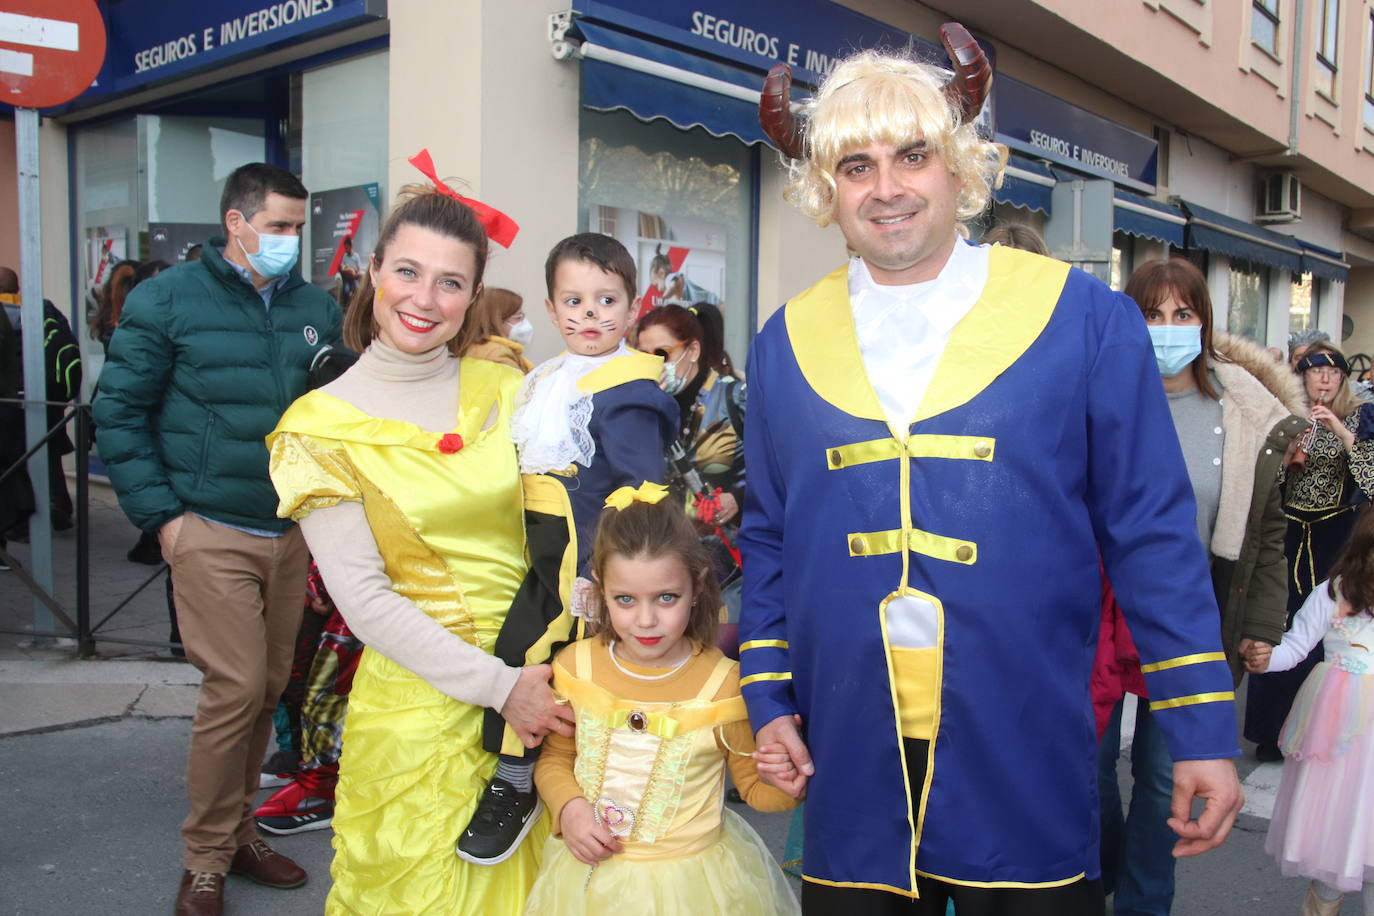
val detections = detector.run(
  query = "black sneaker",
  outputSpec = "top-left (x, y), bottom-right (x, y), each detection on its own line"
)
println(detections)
top-left (256, 796), bottom-right (334, 835)
top-left (455, 777), bottom-right (543, 865)
top-left (259, 749), bottom-right (299, 789)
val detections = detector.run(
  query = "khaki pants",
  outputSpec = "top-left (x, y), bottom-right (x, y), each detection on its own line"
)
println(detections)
top-left (169, 513), bottom-right (307, 872)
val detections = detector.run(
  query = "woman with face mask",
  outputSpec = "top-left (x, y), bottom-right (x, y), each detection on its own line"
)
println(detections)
top-left (1242, 340), bottom-right (1374, 763)
top-left (1092, 257), bottom-right (1305, 916)
top-left (462, 287), bottom-right (534, 373)
top-left (635, 303), bottom-right (746, 653)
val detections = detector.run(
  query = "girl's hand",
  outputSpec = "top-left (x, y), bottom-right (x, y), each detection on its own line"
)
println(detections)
top-left (753, 742), bottom-right (799, 782)
top-left (559, 799), bottom-right (623, 865)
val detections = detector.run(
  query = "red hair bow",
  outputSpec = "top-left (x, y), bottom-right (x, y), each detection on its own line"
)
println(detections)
top-left (407, 149), bottom-right (519, 249)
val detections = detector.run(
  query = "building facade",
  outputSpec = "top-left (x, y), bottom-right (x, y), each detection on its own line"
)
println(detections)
top-left (4, 0), bottom-right (1373, 379)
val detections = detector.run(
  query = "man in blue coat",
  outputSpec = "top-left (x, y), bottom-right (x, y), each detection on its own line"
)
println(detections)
top-left (740, 45), bottom-right (1243, 915)
top-left (95, 163), bottom-right (341, 916)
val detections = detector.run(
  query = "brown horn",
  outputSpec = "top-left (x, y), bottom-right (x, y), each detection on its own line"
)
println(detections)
top-left (940, 22), bottom-right (991, 125)
top-left (759, 63), bottom-right (805, 160)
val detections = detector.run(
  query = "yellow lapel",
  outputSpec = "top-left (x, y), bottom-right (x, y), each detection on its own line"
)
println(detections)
top-left (577, 348), bottom-right (664, 394)
top-left (785, 265), bottom-right (885, 422)
top-left (913, 246), bottom-right (1068, 423)
top-left (784, 247), bottom-right (1070, 429)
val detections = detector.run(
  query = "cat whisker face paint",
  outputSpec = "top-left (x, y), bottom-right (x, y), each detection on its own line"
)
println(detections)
top-left (545, 258), bottom-right (634, 357)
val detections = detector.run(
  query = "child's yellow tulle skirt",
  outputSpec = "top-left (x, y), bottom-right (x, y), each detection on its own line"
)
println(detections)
top-left (524, 808), bottom-right (799, 915)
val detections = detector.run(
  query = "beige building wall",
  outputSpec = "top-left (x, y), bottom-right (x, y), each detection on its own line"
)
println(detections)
top-left (7, 118), bottom-right (72, 317)
top-left (387, 0), bottom-right (581, 365)
top-left (1344, 270), bottom-right (1374, 358)
top-left (0, 121), bottom-right (17, 273)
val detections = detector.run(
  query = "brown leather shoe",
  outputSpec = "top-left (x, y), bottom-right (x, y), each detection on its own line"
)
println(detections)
top-left (174, 870), bottom-right (223, 916)
top-left (229, 838), bottom-right (307, 889)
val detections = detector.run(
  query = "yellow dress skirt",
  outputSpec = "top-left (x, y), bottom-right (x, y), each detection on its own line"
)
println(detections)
top-left (268, 357), bottom-right (547, 915)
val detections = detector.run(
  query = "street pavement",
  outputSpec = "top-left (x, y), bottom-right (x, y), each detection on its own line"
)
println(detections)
top-left (0, 481), bottom-right (1360, 913)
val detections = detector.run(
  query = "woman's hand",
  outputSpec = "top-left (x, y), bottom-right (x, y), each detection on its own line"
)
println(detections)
top-left (715, 492), bottom-right (739, 524)
top-left (1243, 640), bottom-right (1273, 674)
top-left (499, 664), bottom-right (576, 748)
top-left (1311, 405), bottom-right (1355, 450)
top-left (559, 798), bottom-right (623, 865)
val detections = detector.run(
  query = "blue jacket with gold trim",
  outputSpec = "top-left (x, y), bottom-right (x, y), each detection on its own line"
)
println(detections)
top-left (738, 246), bottom-right (1238, 894)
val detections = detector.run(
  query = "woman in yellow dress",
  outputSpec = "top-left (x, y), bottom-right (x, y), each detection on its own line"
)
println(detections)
top-left (267, 183), bottom-right (573, 914)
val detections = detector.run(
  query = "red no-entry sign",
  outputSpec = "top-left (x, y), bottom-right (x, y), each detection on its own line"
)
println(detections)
top-left (0, 0), bottom-right (106, 109)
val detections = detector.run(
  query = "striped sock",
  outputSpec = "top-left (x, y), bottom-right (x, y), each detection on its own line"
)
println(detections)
top-left (495, 755), bottom-right (533, 793)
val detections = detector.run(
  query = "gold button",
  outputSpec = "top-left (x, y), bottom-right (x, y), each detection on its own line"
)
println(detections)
top-left (955, 545), bottom-right (974, 562)
top-left (973, 442), bottom-right (991, 458)
top-left (849, 536), bottom-right (866, 554)
top-left (829, 449), bottom-right (842, 468)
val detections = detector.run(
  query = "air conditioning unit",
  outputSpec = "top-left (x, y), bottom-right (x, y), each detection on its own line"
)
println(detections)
top-left (1257, 171), bottom-right (1301, 223)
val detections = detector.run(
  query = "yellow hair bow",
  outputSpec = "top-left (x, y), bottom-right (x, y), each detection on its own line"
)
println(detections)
top-left (604, 481), bottom-right (670, 510)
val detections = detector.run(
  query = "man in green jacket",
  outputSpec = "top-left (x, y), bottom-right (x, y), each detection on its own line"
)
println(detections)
top-left (95, 163), bottom-right (341, 916)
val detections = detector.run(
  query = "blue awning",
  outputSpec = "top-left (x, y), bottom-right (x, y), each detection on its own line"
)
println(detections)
top-left (1114, 188), bottom-right (1185, 246)
top-left (1178, 200), bottom-right (1303, 273)
top-left (995, 155), bottom-right (1054, 214)
top-left (1296, 239), bottom-right (1350, 284)
top-left (573, 20), bottom-right (775, 145)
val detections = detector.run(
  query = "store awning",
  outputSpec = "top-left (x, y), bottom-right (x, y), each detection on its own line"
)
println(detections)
top-left (995, 155), bottom-right (1054, 214)
top-left (1297, 239), bottom-right (1350, 284)
top-left (573, 20), bottom-right (774, 145)
top-left (1114, 188), bottom-right (1185, 246)
top-left (1178, 200), bottom-right (1303, 273)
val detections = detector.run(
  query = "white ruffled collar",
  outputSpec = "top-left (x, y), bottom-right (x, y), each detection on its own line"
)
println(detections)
top-left (511, 342), bottom-right (629, 474)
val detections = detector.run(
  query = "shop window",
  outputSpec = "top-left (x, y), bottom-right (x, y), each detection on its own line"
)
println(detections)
top-left (1315, 0), bottom-right (1339, 98)
top-left (1252, 0), bottom-right (1280, 55)
top-left (1290, 272), bottom-right (1316, 332)
top-left (298, 51), bottom-right (389, 302)
top-left (1366, 12), bottom-right (1374, 129)
top-left (1110, 233), bottom-right (1135, 293)
top-left (578, 108), bottom-right (755, 360)
top-left (1228, 263), bottom-right (1270, 343)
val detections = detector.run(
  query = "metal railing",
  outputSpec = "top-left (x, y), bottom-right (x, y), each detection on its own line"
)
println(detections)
top-left (0, 398), bottom-right (176, 657)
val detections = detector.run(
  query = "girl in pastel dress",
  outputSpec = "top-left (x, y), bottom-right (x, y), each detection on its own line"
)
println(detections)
top-left (1247, 507), bottom-right (1374, 916)
top-left (524, 483), bottom-right (800, 915)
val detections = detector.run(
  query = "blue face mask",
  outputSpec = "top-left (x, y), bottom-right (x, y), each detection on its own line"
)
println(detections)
top-left (1148, 325), bottom-right (1203, 378)
top-left (237, 219), bottom-right (300, 278)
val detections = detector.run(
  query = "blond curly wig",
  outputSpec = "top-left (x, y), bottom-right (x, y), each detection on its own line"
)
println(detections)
top-left (783, 50), bottom-right (1001, 227)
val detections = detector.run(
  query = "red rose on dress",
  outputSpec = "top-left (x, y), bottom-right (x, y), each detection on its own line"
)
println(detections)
top-left (436, 433), bottom-right (464, 454)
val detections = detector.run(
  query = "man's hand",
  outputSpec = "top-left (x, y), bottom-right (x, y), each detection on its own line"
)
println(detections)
top-left (755, 714), bottom-right (813, 798)
top-left (499, 664), bottom-right (576, 748)
top-left (559, 798), bottom-right (623, 865)
top-left (1168, 758), bottom-right (1243, 857)
top-left (157, 515), bottom-right (185, 565)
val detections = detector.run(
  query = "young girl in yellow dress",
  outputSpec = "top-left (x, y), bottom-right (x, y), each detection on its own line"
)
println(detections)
top-left (524, 483), bottom-right (800, 915)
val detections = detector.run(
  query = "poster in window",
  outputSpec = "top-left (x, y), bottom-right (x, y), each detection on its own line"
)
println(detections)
top-left (591, 205), bottom-right (726, 323)
top-left (309, 183), bottom-right (383, 308)
top-left (148, 223), bottom-right (220, 265)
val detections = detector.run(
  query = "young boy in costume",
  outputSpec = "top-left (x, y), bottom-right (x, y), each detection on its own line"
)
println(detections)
top-left (457, 233), bottom-right (677, 864)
